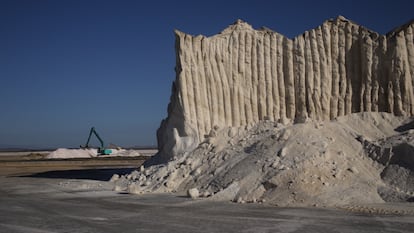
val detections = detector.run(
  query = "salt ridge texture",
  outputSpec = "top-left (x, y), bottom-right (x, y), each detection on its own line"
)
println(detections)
top-left (157, 16), bottom-right (414, 163)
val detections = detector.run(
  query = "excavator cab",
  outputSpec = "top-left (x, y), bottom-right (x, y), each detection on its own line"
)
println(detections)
top-left (80, 127), bottom-right (112, 155)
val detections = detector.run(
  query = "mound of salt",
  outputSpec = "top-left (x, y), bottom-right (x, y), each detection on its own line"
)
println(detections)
top-left (113, 113), bottom-right (414, 207)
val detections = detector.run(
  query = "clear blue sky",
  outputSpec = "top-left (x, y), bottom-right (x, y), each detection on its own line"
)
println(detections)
top-left (1, 0), bottom-right (413, 149)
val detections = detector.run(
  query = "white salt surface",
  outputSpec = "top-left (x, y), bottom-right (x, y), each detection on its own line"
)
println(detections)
top-left (46, 148), bottom-right (142, 159)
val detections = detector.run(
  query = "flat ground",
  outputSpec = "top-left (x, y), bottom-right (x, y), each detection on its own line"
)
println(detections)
top-left (0, 153), bottom-right (413, 233)
top-left (0, 152), bottom-right (151, 177)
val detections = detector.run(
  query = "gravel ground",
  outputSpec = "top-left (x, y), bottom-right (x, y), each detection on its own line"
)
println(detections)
top-left (0, 176), bottom-right (413, 233)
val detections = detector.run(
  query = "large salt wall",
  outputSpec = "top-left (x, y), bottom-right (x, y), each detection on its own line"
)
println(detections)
top-left (155, 16), bottom-right (414, 163)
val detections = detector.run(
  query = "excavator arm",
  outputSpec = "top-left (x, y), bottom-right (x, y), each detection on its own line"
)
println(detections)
top-left (81, 127), bottom-right (112, 155)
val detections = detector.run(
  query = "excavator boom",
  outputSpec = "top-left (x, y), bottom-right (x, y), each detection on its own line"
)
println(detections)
top-left (81, 127), bottom-right (112, 155)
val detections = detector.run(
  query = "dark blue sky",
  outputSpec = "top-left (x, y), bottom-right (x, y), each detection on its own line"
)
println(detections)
top-left (1, 0), bottom-right (413, 148)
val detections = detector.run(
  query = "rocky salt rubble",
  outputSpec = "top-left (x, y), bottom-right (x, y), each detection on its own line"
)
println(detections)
top-left (111, 112), bottom-right (414, 207)
top-left (46, 148), bottom-right (141, 159)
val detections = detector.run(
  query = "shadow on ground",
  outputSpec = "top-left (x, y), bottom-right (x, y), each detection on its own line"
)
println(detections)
top-left (19, 168), bottom-right (136, 181)
top-left (395, 119), bottom-right (414, 132)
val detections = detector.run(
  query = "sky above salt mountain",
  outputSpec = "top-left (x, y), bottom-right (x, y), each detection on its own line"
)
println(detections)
top-left (1, 0), bottom-right (413, 149)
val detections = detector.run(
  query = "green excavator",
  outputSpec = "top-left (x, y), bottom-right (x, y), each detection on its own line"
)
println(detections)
top-left (80, 127), bottom-right (112, 155)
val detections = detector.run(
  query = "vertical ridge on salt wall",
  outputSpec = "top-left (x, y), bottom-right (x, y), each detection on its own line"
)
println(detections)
top-left (156, 17), bottom-right (414, 161)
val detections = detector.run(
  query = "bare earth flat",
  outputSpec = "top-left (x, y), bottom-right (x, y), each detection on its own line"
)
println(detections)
top-left (0, 151), bottom-right (151, 176)
top-left (0, 153), bottom-right (413, 233)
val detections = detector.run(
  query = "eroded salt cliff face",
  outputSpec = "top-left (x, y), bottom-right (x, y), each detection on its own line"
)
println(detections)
top-left (155, 16), bottom-right (414, 164)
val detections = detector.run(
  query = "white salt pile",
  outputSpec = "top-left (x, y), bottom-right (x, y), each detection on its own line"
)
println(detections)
top-left (112, 112), bottom-right (414, 207)
top-left (47, 148), bottom-right (141, 159)
top-left (47, 148), bottom-right (98, 158)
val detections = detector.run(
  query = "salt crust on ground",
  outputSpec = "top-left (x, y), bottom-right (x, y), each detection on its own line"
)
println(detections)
top-left (113, 112), bottom-right (414, 207)
top-left (47, 148), bottom-right (141, 159)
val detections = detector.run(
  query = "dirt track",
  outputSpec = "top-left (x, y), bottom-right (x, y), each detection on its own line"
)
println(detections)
top-left (0, 176), bottom-right (413, 233)
top-left (0, 153), bottom-right (149, 177)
